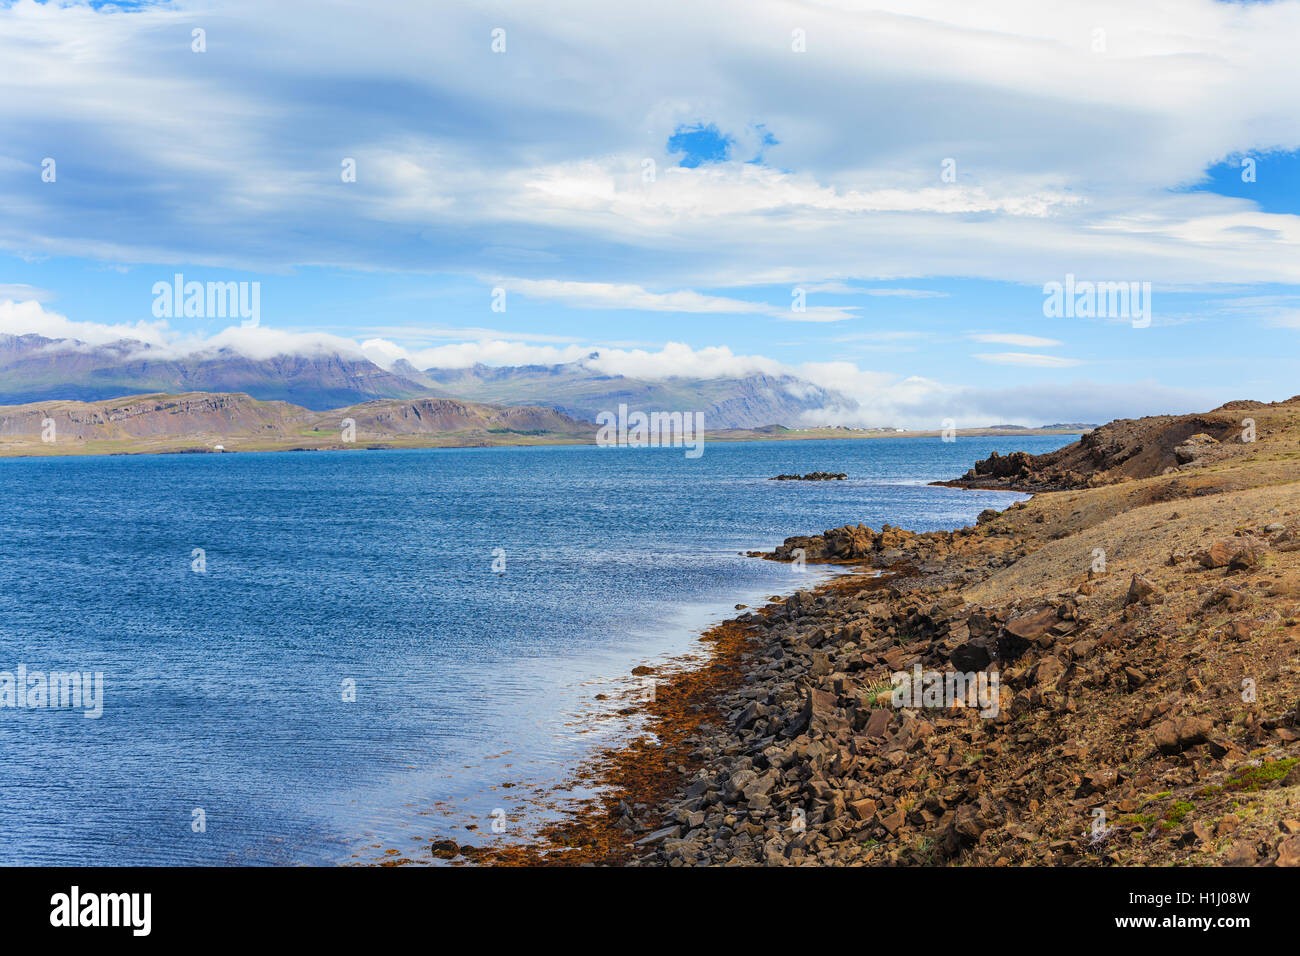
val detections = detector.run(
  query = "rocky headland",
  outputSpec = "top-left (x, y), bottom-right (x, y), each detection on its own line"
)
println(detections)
top-left (439, 397), bottom-right (1300, 867)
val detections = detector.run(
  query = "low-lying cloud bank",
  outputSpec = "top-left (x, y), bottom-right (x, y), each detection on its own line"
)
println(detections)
top-left (799, 369), bottom-right (1217, 430)
top-left (0, 297), bottom-right (1219, 428)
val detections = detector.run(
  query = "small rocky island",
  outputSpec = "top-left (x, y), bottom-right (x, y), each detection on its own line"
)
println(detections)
top-left (769, 472), bottom-right (847, 481)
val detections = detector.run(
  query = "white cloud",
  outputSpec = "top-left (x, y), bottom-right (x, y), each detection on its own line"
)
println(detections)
top-left (357, 325), bottom-right (581, 344)
top-left (973, 352), bottom-right (1083, 368)
top-left (0, 298), bottom-right (171, 349)
top-left (797, 367), bottom-right (1218, 429)
top-left (967, 333), bottom-right (1064, 347)
top-left (198, 326), bottom-right (367, 362)
top-left (802, 284), bottom-right (949, 298)
top-left (2, 0), bottom-right (1300, 290)
top-left (0, 297), bottom-right (369, 362)
top-left (520, 159), bottom-right (1080, 223)
top-left (359, 336), bottom-right (787, 379)
top-left (584, 342), bottom-right (783, 380)
top-left (502, 278), bottom-right (857, 322)
top-left (0, 284), bottom-right (53, 302)
top-left (1204, 295), bottom-right (1300, 329)
top-left (363, 338), bottom-right (595, 370)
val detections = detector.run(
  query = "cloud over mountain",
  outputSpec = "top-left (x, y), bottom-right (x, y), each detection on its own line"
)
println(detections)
top-left (0, 297), bottom-right (1222, 428)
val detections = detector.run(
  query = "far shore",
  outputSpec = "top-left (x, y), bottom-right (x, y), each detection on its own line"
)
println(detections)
top-left (0, 426), bottom-right (1083, 460)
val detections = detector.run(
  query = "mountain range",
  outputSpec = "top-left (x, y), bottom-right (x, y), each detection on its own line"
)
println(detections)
top-left (0, 334), bottom-right (854, 429)
top-left (417, 357), bottom-right (851, 429)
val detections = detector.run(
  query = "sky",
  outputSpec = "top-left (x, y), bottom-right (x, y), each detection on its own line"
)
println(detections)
top-left (2, 0), bottom-right (1300, 426)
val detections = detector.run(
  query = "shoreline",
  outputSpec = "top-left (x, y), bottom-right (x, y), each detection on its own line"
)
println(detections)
top-left (420, 561), bottom-right (887, 866)
top-left (420, 399), bottom-right (1300, 866)
top-left (363, 558), bottom-right (855, 867)
top-left (0, 427), bottom-right (1083, 460)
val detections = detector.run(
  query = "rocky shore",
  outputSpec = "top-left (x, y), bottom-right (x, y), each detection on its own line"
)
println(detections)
top-left (769, 472), bottom-right (847, 481)
top-left (433, 397), bottom-right (1300, 867)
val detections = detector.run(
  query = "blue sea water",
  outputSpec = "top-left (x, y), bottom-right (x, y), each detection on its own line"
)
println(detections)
top-left (0, 435), bottom-right (1072, 865)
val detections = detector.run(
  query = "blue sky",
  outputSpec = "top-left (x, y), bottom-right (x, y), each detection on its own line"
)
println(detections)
top-left (2, 0), bottom-right (1300, 426)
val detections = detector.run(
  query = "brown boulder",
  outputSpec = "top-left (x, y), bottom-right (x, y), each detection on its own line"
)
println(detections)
top-left (1228, 549), bottom-right (1258, 573)
top-left (1226, 621), bottom-right (1252, 641)
top-left (1004, 606), bottom-right (1059, 643)
top-left (1198, 537), bottom-right (1264, 570)
top-left (941, 795), bottom-right (1005, 857)
top-left (1125, 574), bottom-right (1163, 606)
top-left (1154, 716), bottom-right (1214, 754)
top-left (1223, 841), bottom-right (1258, 866)
top-left (1277, 837), bottom-right (1300, 867)
top-left (1205, 586), bottom-right (1247, 611)
top-left (1265, 576), bottom-right (1300, 598)
top-left (430, 839), bottom-right (461, 859)
top-left (1033, 655), bottom-right (1065, 689)
top-left (863, 708), bottom-right (891, 738)
top-left (879, 806), bottom-right (906, 834)
top-left (1198, 540), bottom-right (1236, 569)
top-left (848, 798), bottom-right (878, 822)
top-left (824, 524), bottom-right (876, 559)
top-left (1077, 768), bottom-right (1118, 795)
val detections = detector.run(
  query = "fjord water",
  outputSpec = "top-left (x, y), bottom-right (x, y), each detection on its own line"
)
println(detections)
top-left (0, 435), bottom-right (1072, 865)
